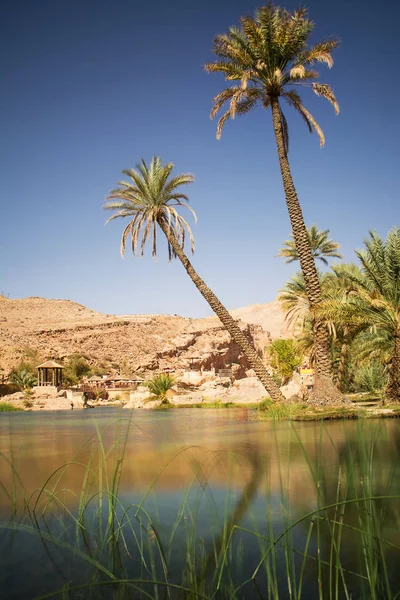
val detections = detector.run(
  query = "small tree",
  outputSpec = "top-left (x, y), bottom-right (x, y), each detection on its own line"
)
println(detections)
top-left (144, 374), bottom-right (175, 403)
top-left (268, 340), bottom-right (302, 383)
top-left (63, 355), bottom-right (92, 386)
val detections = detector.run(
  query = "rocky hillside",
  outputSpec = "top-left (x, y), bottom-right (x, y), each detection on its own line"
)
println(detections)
top-left (0, 295), bottom-right (289, 376)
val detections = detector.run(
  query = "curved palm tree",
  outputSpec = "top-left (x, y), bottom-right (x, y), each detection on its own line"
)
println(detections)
top-left (104, 156), bottom-right (284, 401)
top-left (205, 3), bottom-right (340, 400)
top-left (278, 225), bottom-right (342, 266)
top-left (320, 229), bottom-right (400, 402)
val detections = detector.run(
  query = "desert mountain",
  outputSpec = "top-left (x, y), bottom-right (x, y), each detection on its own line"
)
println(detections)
top-left (0, 295), bottom-right (289, 376)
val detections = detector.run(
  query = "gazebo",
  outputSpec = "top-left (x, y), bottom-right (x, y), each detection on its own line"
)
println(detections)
top-left (37, 360), bottom-right (64, 387)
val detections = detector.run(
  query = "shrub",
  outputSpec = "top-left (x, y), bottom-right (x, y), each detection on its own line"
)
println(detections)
top-left (144, 374), bottom-right (175, 403)
top-left (63, 355), bottom-right (92, 386)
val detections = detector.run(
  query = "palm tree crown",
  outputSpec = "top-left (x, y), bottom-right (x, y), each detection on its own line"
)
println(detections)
top-left (205, 3), bottom-right (339, 146)
top-left (104, 157), bottom-right (196, 261)
top-left (278, 225), bottom-right (342, 265)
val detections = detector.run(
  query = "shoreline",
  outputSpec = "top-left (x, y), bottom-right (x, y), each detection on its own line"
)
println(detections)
top-left (1, 398), bottom-right (399, 421)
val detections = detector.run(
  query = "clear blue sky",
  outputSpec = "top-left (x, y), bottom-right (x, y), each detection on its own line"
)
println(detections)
top-left (1, 0), bottom-right (398, 317)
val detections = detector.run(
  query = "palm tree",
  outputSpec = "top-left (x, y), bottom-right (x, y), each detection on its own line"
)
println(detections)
top-left (278, 225), bottom-right (342, 265)
top-left (9, 367), bottom-right (37, 390)
top-left (104, 157), bottom-right (284, 401)
top-left (278, 271), bottom-right (335, 378)
top-left (320, 229), bottom-right (400, 402)
top-left (323, 264), bottom-right (369, 391)
top-left (279, 270), bottom-right (353, 392)
top-left (145, 374), bottom-right (175, 403)
top-left (205, 3), bottom-right (341, 401)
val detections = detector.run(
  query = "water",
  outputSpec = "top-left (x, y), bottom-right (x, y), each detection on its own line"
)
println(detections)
top-left (0, 408), bottom-right (399, 598)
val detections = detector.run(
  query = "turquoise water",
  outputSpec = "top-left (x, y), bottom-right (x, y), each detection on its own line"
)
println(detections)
top-left (0, 408), bottom-right (399, 598)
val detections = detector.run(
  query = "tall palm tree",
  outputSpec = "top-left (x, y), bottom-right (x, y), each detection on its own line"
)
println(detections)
top-left (104, 157), bottom-right (284, 401)
top-left (205, 3), bottom-right (341, 401)
top-left (320, 229), bottom-right (400, 402)
top-left (278, 225), bottom-right (342, 266)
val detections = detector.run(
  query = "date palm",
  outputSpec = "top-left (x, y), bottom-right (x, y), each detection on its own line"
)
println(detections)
top-left (278, 225), bottom-right (342, 266)
top-left (205, 3), bottom-right (341, 401)
top-left (279, 269), bottom-right (355, 392)
top-left (278, 271), bottom-right (334, 380)
top-left (320, 229), bottom-right (400, 402)
top-left (324, 264), bottom-right (368, 390)
top-left (104, 156), bottom-right (284, 401)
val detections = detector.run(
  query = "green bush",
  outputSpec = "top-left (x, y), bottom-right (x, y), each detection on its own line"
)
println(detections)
top-left (144, 374), bottom-right (175, 403)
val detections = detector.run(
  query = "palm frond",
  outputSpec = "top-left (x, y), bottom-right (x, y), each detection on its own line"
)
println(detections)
top-left (312, 83), bottom-right (340, 114)
top-left (296, 39), bottom-right (339, 68)
top-left (284, 90), bottom-right (325, 146)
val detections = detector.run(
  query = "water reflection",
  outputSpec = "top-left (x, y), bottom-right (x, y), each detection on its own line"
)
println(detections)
top-left (0, 408), bottom-right (399, 598)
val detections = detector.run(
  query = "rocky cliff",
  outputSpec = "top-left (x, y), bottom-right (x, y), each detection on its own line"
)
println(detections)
top-left (0, 296), bottom-right (289, 376)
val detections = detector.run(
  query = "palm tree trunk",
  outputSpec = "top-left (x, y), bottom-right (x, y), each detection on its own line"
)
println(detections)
top-left (158, 219), bottom-right (285, 402)
top-left (386, 326), bottom-right (400, 403)
top-left (270, 97), bottom-right (343, 403)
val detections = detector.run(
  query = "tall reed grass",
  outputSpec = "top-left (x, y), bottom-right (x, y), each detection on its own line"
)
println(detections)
top-left (0, 415), bottom-right (399, 599)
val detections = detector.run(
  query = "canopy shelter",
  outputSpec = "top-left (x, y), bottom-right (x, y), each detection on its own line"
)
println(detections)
top-left (87, 375), bottom-right (105, 384)
top-left (37, 360), bottom-right (64, 387)
top-left (105, 375), bottom-right (144, 388)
